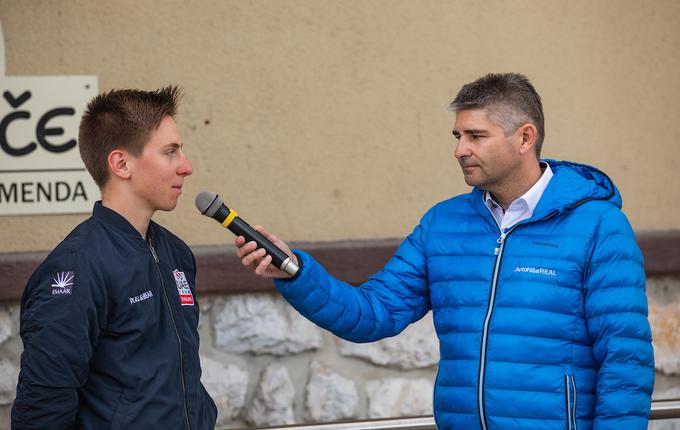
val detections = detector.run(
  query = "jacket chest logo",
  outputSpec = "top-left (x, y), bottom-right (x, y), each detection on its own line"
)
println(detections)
top-left (172, 269), bottom-right (194, 306)
top-left (514, 266), bottom-right (557, 276)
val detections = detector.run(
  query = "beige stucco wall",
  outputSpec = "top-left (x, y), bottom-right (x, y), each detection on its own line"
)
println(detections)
top-left (1, 0), bottom-right (678, 253)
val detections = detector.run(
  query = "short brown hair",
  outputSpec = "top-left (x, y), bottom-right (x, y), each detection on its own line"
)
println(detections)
top-left (449, 73), bottom-right (545, 157)
top-left (78, 85), bottom-right (182, 187)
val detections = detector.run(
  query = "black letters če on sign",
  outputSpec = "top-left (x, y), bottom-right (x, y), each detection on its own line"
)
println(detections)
top-left (1, 90), bottom-right (77, 156)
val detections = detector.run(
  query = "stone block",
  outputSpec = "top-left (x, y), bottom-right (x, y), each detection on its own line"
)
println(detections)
top-left (365, 377), bottom-right (433, 418)
top-left (304, 360), bottom-right (358, 423)
top-left (648, 278), bottom-right (680, 375)
top-left (212, 294), bottom-right (322, 355)
top-left (0, 307), bottom-right (15, 345)
top-left (200, 355), bottom-right (248, 427)
top-left (0, 359), bottom-right (19, 405)
top-left (245, 364), bottom-right (295, 426)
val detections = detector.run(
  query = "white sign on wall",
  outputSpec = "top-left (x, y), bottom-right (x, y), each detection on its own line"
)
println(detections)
top-left (0, 22), bottom-right (99, 215)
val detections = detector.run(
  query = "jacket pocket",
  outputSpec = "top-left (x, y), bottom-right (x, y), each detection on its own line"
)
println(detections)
top-left (564, 374), bottom-right (577, 430)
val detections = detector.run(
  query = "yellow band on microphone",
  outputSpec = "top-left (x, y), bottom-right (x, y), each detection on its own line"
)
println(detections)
top-left (222, 209), bottom-right (238, 228)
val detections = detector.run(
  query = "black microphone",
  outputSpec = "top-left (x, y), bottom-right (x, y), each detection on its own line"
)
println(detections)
top-left (195, 191), bottom-right (299, 276)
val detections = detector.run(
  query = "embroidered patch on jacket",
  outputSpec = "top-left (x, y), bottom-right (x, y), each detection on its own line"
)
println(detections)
top-left (51, 271), bottom-right (75, 295)
top-left (172, 270), bottom-right (194, 306)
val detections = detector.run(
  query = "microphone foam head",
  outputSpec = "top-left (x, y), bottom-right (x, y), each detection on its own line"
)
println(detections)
top-left (195, 191), bottom-right (222, 217)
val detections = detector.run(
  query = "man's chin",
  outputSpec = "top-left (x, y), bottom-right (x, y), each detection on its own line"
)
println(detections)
top-left (462, 174), bottom-right (480, 187)
top-left (157, 200), bottom-right (179, 212)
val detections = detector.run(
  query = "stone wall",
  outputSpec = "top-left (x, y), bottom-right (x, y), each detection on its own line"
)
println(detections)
top-left (200, 294), bottom-right (438, 428)
top-left (0, 277), bottom-right (678, 429)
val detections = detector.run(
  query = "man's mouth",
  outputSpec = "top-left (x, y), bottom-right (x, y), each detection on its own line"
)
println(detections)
top-left (460, 163), bottom-right (479, 170)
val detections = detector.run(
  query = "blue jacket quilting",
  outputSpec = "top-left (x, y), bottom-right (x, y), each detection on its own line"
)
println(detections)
top-left (275, 160), bottom-right (654, 430)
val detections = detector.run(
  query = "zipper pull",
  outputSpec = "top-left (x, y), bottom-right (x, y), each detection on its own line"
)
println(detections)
top-left (497, 231), bottom-right (507, 245)
top-left (149, 245), bottom-right (159, 263)
top-left (494, 231), bottom-right (507, 255)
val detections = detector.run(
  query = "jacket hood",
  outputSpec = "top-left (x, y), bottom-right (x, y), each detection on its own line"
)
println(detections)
top-left (470, 159), bottom-right (622, 222)
top-left (534, 159), bottom-right (621, 216)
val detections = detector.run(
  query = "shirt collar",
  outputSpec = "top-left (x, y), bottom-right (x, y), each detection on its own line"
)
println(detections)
top-left (484, 162), bottom-right (553, 214)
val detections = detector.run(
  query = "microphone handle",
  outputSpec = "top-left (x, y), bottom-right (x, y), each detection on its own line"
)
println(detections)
top-left (228, 217), bottom-right (291, 270)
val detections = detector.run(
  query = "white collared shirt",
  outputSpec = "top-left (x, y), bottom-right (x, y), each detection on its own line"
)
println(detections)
top-left (484, 163), bottom-right (553, 232)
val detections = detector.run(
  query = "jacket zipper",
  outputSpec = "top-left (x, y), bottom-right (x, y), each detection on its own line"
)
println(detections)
top-left (477, 222), bottom-right (513, 430)
top-left (477, 207), bottom-right (559, 430)
top-left (565, 374), bottom-right (577, 430)
top-left (149, 243), bottom-right (192, 430)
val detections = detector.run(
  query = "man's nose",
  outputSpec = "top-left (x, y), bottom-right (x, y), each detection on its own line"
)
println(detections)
top-left (454, 140), bottom-right (470, 159)
top-left (178, 153), bottom-right (193, 176)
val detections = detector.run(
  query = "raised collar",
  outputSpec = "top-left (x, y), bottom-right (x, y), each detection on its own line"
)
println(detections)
top-left (92, 201), bottom-right (149, 241)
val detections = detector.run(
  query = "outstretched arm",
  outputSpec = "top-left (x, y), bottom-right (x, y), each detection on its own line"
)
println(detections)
top-left (234, 213), bottom-right (433, 342)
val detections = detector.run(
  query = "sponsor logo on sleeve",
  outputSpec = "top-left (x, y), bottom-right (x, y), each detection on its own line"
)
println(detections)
top-left (172, 270), bottom-right (194, 306)
top-left (51, 271), bottom-right (74, 295)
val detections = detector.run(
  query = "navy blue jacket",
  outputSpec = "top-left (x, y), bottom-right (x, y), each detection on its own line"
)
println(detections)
top-left (275, 160), bottom-right (654, 430)
top-left (12, 202), bottom-right (217, 429)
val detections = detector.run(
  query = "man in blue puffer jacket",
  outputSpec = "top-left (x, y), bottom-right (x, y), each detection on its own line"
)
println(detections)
top-left (235, 73), bottom-right (654, 430)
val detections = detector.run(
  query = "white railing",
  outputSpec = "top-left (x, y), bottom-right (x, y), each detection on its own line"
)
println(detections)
top-left (244, 398), bottom-right (680, 430)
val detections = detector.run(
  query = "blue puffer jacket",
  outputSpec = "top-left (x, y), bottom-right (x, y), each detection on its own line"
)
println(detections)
top-left (275, 160), bottom-right (654, 430)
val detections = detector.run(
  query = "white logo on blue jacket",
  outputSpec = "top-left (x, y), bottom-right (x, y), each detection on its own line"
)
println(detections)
top-left (514, 266), bottom-right (557, 276)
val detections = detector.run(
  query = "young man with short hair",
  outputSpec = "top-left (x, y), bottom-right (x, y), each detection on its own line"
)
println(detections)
top-left (12, 86), bottom-right (217, 429)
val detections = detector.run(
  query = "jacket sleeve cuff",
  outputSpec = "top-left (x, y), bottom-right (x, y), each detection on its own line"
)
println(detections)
top-left (284, 251), bottom-right (304, 282)
top-left (274, 250), bottom-right (316, 299)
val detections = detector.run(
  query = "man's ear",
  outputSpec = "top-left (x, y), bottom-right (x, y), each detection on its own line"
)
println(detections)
top-left (517, 123), bottom-right (538, 156)
top-left (107, 149), bottom-right (132, 180)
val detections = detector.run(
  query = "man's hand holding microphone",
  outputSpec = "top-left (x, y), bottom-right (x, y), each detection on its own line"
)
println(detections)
top-left (195, 191), bottom-right (298, 279)
top-left (234, 227), bottom-right (297, 278)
